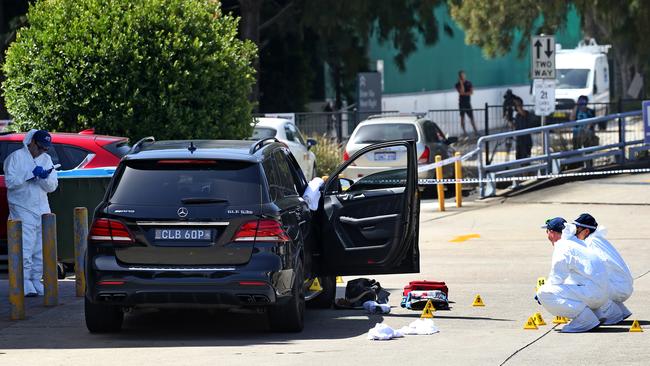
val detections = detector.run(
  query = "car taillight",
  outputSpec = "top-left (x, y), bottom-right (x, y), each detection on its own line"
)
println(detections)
top-left (89, 218), bottom-right (135, 244)
top-left (418, 146), bottom-right (430, 164)
top-left (343, 151), bottom-right (350, 161)
top-left (232, 219), bottom-right (290, 242)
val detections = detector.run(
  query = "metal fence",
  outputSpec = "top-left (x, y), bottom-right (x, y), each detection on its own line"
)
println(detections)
top-left (475, 110), bottom-right (648, 197)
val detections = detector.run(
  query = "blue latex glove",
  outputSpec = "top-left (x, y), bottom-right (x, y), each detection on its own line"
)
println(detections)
top-left (38, 168), bottom-right (51, 179)
top-left (32, 166), bottom-right (46, 179)
top-left (534, 295), bottom-right (541, 305)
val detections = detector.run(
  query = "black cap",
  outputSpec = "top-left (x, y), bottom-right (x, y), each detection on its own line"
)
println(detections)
top-left (574, 213), bottom-right (598, 230)
top-left (541, 217), bottom-right (566, 233)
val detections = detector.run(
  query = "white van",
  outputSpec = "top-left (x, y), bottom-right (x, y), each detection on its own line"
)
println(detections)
top-left (554, 39), bottom-right (611, 109)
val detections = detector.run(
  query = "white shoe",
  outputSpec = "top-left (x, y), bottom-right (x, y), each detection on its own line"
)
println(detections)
top-left (24, 279), bottom-right (37, 297)
top-left (594, 300), bottom-right (625, 325)
top-left (31, 279), bottom-right (45, 296)
top-left (561, 307), bottom-right (600, 333)
top-left (614, 302), bottom-right (632, 321)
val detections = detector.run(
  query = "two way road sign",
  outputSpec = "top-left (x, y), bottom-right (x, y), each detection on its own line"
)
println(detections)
top-left (531, 35), bottom-right (555, 79)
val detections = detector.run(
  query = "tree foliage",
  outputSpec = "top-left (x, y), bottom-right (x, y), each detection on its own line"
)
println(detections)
top-left (448, 0), bottom-right (650, 97)
top-left (3, 0), bottom-right (257, 140)
top-left (229, 0), bottom-right (449, 111)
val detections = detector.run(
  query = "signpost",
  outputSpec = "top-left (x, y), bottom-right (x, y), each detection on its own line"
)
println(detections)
top-left (532, 35), bottom-right (556, 158)
top-left (357, 72), bottom-right (382, 113)
top-left (643, 100), bottom-right (650, 144)
top-left (531, 35), bottom-right (556, 79)
top-left (534, 79), bottom-right (556, 117)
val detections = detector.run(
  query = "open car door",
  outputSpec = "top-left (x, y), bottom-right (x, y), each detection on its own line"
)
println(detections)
top-left (317, 140), bottom-right (420, 276)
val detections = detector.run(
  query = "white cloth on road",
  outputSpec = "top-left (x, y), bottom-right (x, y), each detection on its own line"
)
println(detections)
top-left (3, 129), bottom-right (58, 294)
top-left (302, 177), bottom-right (324, 211)
top-left (363, 300), bottom-right (391, 314)
top-left (398, 319), bottom-right (440, 335)
top-left (367, 323), bottom-right (404, 341)
top-left (537, 227), bottom-right (609, 323)
top-left (586, 227), bottom-right (633, 303)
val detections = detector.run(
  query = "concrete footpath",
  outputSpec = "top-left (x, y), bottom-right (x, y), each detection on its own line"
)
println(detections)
top-left (0, 173), bottom-right (648, 365)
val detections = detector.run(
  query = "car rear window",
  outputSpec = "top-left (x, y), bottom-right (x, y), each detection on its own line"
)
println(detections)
top-left (103, 140), bottom-right (131, 158)
top-left (353, 123), bottom-right (418, 144)
top-left (251, 127), bottom-right (277, 140)
top-left (109, 160), bottom-right (262, 206)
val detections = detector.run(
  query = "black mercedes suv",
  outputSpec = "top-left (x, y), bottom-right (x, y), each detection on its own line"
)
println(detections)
top-left (85, 137), bottom-right (420, 333)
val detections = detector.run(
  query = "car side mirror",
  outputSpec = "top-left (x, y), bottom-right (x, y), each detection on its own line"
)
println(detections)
top-left (593, 83), bottom-right (598, 94)
top-left (306, 138), bottom-right (317, 150)
top-left (445, 136), bottom-right (458, 145)
top-left (339, 177), bottom-right (353, 192)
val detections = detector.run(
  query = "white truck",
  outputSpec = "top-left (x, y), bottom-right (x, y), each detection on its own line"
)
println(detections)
top-left (551, 38), bottom-right (611, 120)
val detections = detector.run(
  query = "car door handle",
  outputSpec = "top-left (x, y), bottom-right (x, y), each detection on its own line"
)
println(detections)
top-left (350, 193), bottom-right (365, 200)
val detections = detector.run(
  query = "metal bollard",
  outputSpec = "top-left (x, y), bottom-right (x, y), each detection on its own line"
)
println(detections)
top-left (42, 213), bottom-right (58, 306)
top-left (7, 219), bottom-right (25, 320)
top-left (435, 155), bottom-right (445, 212)
top-left (455, 152), bottom-right (463, 208)
top-left (73, 207), bottom-right (88, 297)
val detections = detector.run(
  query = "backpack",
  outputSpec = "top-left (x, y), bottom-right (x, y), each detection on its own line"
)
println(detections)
top-left (401, 281), bottom-right (450, 310)
top-left (335, 278), bottom-right (390, 309)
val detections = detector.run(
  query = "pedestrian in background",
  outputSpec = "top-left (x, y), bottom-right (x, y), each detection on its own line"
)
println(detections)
top-left (3, 129), bottom-right (58, 297)
top-left (513, 97), bottom-right (533, 160)
top-left (571, 95), bottom-right (597, 148)
top-left (455, 70), bottom-right (478, 139)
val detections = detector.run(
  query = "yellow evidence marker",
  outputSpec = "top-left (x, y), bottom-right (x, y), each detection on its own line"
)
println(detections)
top-left (336, 276), bottom-right (344, 284)
top-left (421, 300), bottom-right (435, 318)
top-left (552, 316), bottom-right (568, 324)
top-left (536, 277), bottom-right (546, 291)
top-left (533, 312), bottom-right (547, 326)
top-left (524, 316), bottom-right (539, 330)
top-left (629, 320), bottom-right (643, 332)
top-left (309, 278), bottom-right (323, 291)
top-left (472, 294), bottom-right (485, 307)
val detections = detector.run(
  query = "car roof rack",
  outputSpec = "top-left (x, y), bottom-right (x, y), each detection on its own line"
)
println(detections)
top-left (129, 136), bottom-right (155, 154)
top-left (249, 137), bottom-right (279, 154)
top-left (365, 112), bottom-right (426, 120)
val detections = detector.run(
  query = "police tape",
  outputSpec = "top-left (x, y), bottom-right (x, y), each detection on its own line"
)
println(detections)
top-left (417, 148), bottom-right (480, 173)
top-left (418, 167), bottom-right (650, 185)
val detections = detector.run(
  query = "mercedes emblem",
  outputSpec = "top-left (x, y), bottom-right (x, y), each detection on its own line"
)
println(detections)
top-left (177, 207), bottom-right (188, 218)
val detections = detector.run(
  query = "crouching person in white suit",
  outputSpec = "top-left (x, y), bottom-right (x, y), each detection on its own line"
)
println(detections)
top-left (573, 213), bottom-right (633, 324)
top-left (536, 217), bottom-right (609, 333)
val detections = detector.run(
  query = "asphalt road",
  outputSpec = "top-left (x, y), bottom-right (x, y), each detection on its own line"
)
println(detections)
top-left (1, 173), bottom-right (648, 365)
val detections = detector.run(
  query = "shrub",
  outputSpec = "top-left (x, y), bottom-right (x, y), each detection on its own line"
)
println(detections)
top-left (2, 0), bottom-right (257, 141)
top-left (310, 134), bottom-right (342, 177)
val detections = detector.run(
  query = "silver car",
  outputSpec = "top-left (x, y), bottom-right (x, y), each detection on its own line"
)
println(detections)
top-left (343, 115), bottom-right (458, 182)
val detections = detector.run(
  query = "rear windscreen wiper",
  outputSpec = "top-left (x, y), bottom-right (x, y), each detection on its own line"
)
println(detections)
top-left (180, 197), bottom-right (229, 204)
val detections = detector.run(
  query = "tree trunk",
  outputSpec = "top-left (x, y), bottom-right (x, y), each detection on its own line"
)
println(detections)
top-left (239, 0), bottom-right (261, 110)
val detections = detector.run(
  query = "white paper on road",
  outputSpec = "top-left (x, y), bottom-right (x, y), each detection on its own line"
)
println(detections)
top-left (398, 318), bottom-right (440, 335)
top-left (367, 323), bottom-right (404, 340)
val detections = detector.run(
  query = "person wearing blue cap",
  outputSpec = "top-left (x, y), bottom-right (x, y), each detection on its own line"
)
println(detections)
top-left (536, 217), bottom-right (609, 332)
top-left (574, 213), bottom-right (633, 324)
top-left (3, 129), bottom-right (58, 297)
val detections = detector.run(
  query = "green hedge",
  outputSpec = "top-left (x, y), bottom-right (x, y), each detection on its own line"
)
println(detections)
top-left (3, 0), bottom-right (256, 141)
top-left (310, 134), bottom-right (343, 177)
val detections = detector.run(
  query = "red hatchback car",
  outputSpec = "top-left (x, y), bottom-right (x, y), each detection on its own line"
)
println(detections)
top-left (0, 130), bottom-right (129, 268)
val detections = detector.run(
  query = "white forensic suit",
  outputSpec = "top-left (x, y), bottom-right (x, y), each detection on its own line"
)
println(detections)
top-left (537, 225), bottom-right (609, 332)
top-left (586, 227), bottom-right (634, 324)
top-left (3, 130), bottom-right (58, 296)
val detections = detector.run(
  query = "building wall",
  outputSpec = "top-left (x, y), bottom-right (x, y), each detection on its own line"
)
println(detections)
top-left (369, 5), bottom-right (582, 98)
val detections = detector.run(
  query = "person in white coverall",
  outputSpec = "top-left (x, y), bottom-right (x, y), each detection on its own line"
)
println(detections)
top-left (573, 213), bottom-right (633, 324)
top-left (3, 130), bottom-right (58, 297)
top-left (536, 217), bottom-right (609, 333)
